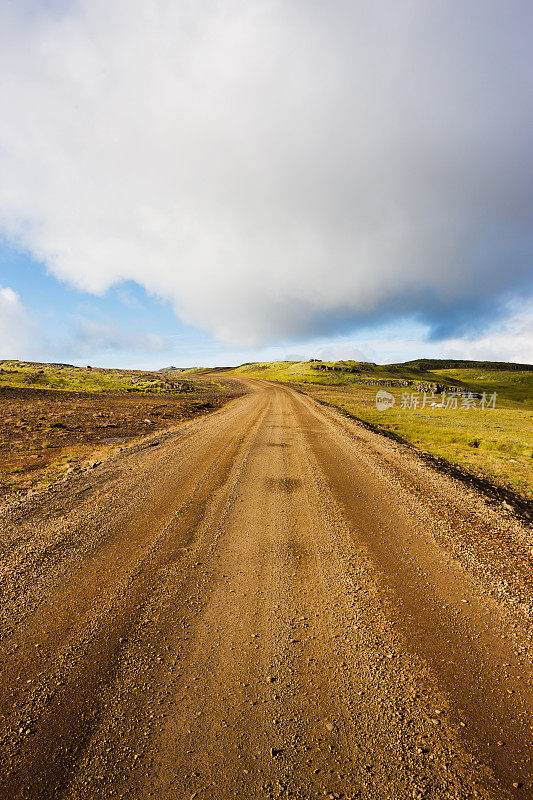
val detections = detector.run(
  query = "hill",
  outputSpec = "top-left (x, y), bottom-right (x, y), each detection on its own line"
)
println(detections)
top-left (226, 359), bottom-right (533, 500)
top-left (395, 358), bottom-right (533, 371)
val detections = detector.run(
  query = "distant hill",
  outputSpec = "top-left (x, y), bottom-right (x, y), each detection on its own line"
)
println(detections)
top-left (0, 360), bottom-right (77, 369)
top-left (395, 359), bottom-right (533, 372)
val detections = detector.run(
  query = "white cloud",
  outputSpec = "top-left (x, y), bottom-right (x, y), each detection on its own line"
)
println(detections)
top-left (439, 304), bottom-right (533, 365)
top-left (316, 344), bottom-right (370, 363)
top-left (0, 286), bottom-right (33, 358)
top-left (317, 303), bottom-right (533, 365)
top-left (0, 1), bottom-right (531, 347)
top-left (71, 317), bottom-right (171, 355)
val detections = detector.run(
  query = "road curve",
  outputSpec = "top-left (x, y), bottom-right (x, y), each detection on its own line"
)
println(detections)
top-left (0, 380), bottom-right (531, 800)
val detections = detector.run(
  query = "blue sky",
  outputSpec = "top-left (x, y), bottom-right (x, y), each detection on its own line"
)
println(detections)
top-left (3, 234), bottom-right (530, 368)
top-left (0, 1), bottom-right (531, 368)
top-left (0, 237), bottom-right (401, 366)
top-left (0, 237), bottom-right (184, 366)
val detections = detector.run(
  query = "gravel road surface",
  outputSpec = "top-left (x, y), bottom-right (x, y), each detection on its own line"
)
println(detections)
top-left (0, 380), bottom-right (531, 799)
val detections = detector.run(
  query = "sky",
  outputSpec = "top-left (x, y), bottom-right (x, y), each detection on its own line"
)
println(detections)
top-left (0, 0), bottom-right (532, 368)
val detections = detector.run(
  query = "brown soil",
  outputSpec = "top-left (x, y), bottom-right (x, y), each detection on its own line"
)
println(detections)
top-left (0, 381), bottom-right (243, 498)
top-left (0, 379), bottom-right (531, 799)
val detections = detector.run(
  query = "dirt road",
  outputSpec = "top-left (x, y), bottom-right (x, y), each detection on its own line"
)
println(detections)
top-left (0, 380), bottom-right (531, 799)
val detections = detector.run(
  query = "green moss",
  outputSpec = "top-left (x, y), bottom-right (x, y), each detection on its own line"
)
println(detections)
top-left (0, 362), bottom-right (208, 395)
top-left (226, 359), bottom-right (533, 497)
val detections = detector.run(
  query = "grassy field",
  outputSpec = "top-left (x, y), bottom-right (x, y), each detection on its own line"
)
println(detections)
top-left (228, 359), bottom-right (533, 499)
top-left (0, 361), bottom-right (207, 394)
top-left (2, 358), bottom-right (530, 500)
top-left (230, 359), bottom-right (442, 385)
top-left (0, 362), bottom-right (239, 500)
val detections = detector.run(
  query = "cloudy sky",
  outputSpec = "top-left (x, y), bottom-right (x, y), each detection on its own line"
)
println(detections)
top-left (0, 0), bottom-right (531, 367)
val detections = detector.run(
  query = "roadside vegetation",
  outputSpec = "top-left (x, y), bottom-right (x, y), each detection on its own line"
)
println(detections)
top-left (228, 359), bottom-right (533, 499)
top-left (0, 361), bottom-right (240, 500)
top-left (0, 361), bottom-right (207, 393)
